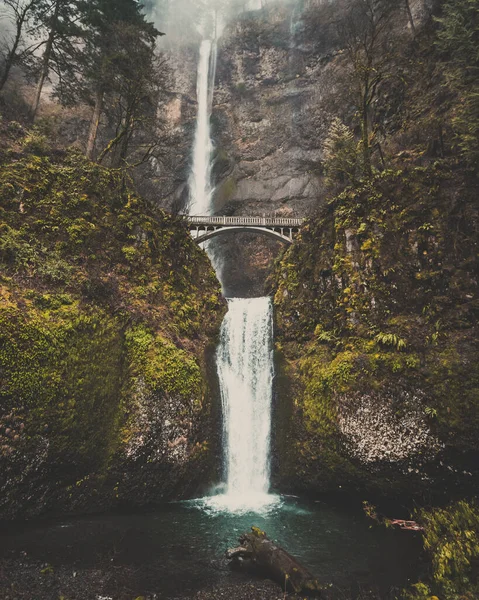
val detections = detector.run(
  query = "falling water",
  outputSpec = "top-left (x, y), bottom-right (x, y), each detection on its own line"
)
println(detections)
top-left (189, 38), bottom-right (217, 216)
top-left (188, 27), bottom-right (277, 514)
top-left (209, 297), bottom-right (277, 512)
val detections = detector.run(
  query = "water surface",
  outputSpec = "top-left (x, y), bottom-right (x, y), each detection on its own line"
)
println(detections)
top-left (1, 496), bottom-right (422, 598)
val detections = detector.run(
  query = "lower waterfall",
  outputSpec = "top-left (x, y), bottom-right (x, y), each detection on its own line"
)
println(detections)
top-left (204, 297), bottom-right (278, 513)
top-left (213, 297), bottom-right (276, 512)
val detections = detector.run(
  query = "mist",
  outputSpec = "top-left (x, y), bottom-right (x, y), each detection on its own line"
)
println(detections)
top-left (146, 0), bottom-right (301, 45)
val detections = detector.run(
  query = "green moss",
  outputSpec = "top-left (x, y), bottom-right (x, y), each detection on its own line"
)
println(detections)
top-left (426, 337), bottom-right (479, 451)
top-left (0, 292), bottom-right (123, 472)
top-left (0, 144), bottom-right (224, 342)
top-left (125, 325), bottom-right (203, 404)
top-left (217, 176), bottom-right (237, 203)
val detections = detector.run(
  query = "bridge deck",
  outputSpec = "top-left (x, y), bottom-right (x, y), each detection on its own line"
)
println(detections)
top-left (186, 215), bottom-right (305, 227)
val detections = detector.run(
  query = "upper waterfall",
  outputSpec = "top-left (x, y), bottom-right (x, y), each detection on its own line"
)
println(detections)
top-left (188, 38), bottom-right (217, 216)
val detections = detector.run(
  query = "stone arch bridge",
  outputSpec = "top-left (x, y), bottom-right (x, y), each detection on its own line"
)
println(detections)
top-left (185, 215), bottom-right (305, 245)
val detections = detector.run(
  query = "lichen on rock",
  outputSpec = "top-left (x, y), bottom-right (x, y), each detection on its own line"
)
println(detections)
top-left (337, 390), bottom-right (443, 467)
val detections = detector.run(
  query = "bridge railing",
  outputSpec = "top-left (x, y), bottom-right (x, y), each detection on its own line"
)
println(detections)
top-left (185, 215), bottom-right (305, 227)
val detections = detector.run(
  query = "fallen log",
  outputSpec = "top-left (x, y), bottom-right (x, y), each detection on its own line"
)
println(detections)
top-left (226, 526), bottom-right (322, 596)
top-left (363, 501), bottom-right (424, 532)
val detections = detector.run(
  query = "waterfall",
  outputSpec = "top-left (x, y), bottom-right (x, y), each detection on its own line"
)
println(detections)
top-left (189, 38), bottom-right (217, 216)
top-left (214, 297), bottom-right (275, 511)
top-left (188, 30), bottom-right (277, 514)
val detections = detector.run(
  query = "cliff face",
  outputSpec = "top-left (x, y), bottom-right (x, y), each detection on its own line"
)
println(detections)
top-left (213, 2), bottom-right (331, 217)
top-left (211, 0), bottom-right (434, 213)
top-left (0, 124), bottom-right (225, 520)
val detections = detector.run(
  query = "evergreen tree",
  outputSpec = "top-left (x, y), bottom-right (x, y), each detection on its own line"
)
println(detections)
top-left (323, 118), bottom-right (359, 185)
top-left (95, 19), bottom-right (163, 167)
top-left (54, 0), bottom-right (162, 161)
top-left (28, 0), bottom-right (83, 120)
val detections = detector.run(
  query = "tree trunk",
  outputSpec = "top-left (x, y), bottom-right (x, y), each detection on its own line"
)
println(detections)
top-left (97, 128), bottom-right (128, 164)
top-left (86, 88), bottom-right (104, 159)
top-left (0, 4), bottom-right (31, 92)
top-left (361, 103), bottom-right (372, 177)
top-left (404, 0), bottom-right (416, 37)
top-left (31, 0), bottom-right (61, 121)
top-left (118, 126), bottom-right (131, 166)
top-left (0, 41), bottom-right (20, 93)
top-left (377, 141), bottom-right (386, 170)
top-left (226, 527), bottom-right (322, 596)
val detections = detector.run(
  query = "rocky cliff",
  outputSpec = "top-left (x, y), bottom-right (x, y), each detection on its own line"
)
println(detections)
top-left (182, 0), bottom-right (478, 501)
top-left (153, 0), bottom-right (436, 296)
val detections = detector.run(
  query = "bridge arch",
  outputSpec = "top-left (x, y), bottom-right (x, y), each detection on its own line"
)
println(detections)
top-left (192, 225), bottom-right (296, 245)
top-left (185, 215), bottom-right (304, 246)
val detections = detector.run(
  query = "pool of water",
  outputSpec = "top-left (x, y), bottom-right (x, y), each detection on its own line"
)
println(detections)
top-left (0, 495), bottom-right (422, 599)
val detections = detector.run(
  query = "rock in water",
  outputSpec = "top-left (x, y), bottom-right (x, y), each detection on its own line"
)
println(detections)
top-left (226, 527), bottom-right (322, 596)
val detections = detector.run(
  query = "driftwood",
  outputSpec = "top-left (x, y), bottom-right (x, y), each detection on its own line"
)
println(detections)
top-left (226, 527), bottom-right (322, 596)
top-left (389, 519), bottom-right (424, 532)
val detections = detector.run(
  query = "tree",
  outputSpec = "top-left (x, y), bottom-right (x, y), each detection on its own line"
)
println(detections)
top-left (435, 0), bottom-right (479, 168)
top-left (96, 20), bottom-right (163, 167)
top-left (0, 0), bottom-right (39, 92)
top-left (53, 0), bottom-right (162, 161)
top-left (28, 0), bottom-right (83, 120)
top-left (323, 117), bottom-right (359, 185)
top-left (338, 0), bottom-right (398, 177)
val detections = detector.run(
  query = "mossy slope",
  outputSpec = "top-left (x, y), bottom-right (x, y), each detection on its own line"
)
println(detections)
top-left (0, 125), bottom-right (225, 519)
top-left (270, 164), bottom-right (479, 500)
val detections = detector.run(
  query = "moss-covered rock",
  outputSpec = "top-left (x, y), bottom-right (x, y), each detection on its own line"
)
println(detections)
top-left (0, 133), bottom-right (226, 520)
top-left (269, 164), bottom-right (479, 500)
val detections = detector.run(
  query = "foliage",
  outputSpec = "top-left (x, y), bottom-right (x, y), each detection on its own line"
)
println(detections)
top-left (0, 0), bottom-right (42, 92)
top-left (269, 163), bottom-right (479, 497)
top-left (27, 0), bottom-right (86, 118)
top-left (0, 0), bottom-right (165, 165)
top-left (435, 0), bottom-right (479, 168)
top-left (403, 501), bottom-right (479, 600)
top-left (375, 332), bottom-right (407, 351)
top-left (337, 0), bottom-right (402, 176)
top-left (125, 326), bottom-right (203, 403)
top-left (0, 138), bottom-right (224, 338)
top-left (64, 0), bottom-right (164, 164)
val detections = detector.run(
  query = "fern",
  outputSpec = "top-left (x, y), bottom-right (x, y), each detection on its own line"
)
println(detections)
top-left (314, 325), bottom-right (340, 345)
top-left (375, 332), bottom-right (408, 351)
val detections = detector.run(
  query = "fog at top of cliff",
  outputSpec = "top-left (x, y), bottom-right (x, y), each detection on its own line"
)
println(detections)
top-left (146, 0), bottom-right (304, 44)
